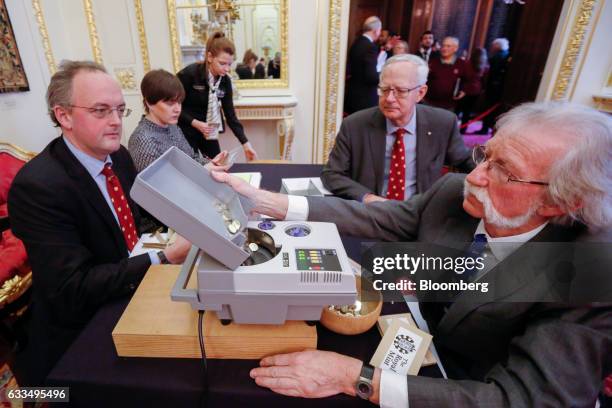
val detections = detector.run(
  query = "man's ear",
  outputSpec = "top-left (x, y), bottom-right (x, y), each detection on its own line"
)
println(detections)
top-left (415, 84), bottom-right (428, 103)
top-left (53, 105), bottom-right (73, 130)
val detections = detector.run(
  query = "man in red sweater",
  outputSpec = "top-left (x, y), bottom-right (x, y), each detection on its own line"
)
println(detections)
top-left (425, 36), bottom-right (468, 111)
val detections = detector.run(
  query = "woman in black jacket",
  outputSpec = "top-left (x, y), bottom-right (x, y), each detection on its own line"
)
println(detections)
top-left (177, 32), bottom-right (258, 160)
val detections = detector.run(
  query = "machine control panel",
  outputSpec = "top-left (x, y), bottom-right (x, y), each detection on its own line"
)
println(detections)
top-left (295, 249), bottom-right (341, 271)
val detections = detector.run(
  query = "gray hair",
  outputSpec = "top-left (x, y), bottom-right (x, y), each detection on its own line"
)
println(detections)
top-left (362, 16), bottom-right (382, 32)
top-left (442, 36), bottom-right (459, 47)
top-left (46, 60), bottom-right (107, 127)
top-left (495, 102), bottom-right (612, 230)
top-left (380, 54), bottom-right (429, 86)
top-left (492, 38), bottom-right (510, 51)
top-left (393, 40), bottom-right (409, 53)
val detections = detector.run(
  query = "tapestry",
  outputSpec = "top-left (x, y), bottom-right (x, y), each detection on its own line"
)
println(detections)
top-left (0, 0), bottom-right (29, 93)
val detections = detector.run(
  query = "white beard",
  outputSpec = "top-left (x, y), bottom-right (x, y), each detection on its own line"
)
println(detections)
top-left (463, 180), bottom-right (536, 229)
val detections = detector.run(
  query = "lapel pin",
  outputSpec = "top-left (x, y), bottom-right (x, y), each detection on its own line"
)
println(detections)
top-left (427, 131), bottom-right (432, 135)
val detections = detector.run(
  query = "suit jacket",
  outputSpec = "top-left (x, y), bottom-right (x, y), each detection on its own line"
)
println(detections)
top-left (416, 49), bottom-right (440, 63)
top-left (321, 105), bottom-right (474, 201)
top-left (177, 62), bottom-right (247, 155)
top-left (307, 174), bottom-right (612, 407)
top-left (8, 137), bottom-right (151, 385)
top-left (344, 36), bottom-right (380, 114)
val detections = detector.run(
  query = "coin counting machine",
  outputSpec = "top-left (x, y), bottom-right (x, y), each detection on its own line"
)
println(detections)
top-left (131, 147), bottom-right (356, 324)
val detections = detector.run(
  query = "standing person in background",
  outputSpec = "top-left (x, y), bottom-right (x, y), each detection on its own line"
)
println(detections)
top-left (425, 36), bottom-right (469, 111)
top-left (344, 16), bottom-right (382, 114)
top-left (392, 40), bottom-right (409, 56)
top-left (415, 31), bottom-right (439, 63)
top-left (255, 58), bottom-right (266, 79)
top-left (235, 49), bottom-right (258, 80)
top-left (177, 32), bottom-right (258, 160)
top-left (477, 38), bottom-right (510, 134)
top-left (268, 52), bottom-right (281, 79)
top-left (457, 48), bottom-right (489, 134)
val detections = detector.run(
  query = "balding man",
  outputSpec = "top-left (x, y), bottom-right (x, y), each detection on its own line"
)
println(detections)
top-left (8, 60), bottom-right (191, 384)
top-left (345, 16), bottom-right (382, 114)
top-left (426, 36), bottom-right (469, 111)
top-left (324, 54), bottom-right (474, 203)
top-left (213, 102), bottom-right (612, 407)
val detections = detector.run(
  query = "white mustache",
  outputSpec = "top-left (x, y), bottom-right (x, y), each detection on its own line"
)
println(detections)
top-left (463, 180), bottom-right (535, 229)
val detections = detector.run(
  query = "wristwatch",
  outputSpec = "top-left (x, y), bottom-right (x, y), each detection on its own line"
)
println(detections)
top-left (157, 250), bottom-right (170, 265)
top-left (355, 363), bottom-right (375, 399)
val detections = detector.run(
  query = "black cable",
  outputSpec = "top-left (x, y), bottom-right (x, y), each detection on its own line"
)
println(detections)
top-left (198, 310), bottom-right (209, 398)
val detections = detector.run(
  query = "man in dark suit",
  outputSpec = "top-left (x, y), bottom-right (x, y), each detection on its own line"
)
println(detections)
top-left (8, 61), bottom-right (191, 385)
top-left (323, 54), bottom-right (474, 203)
top-left (344, 16), bottom-right (382, 114)
top-left (213, 102), bottom-right (612, 406)
top-left (416, 31), bottom-right (439, 63)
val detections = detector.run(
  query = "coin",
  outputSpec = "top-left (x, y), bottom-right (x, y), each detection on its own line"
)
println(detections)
top-left (248, 243), bottom-right (259, 252)
top-left (227, 219), bottom-right (241, 234)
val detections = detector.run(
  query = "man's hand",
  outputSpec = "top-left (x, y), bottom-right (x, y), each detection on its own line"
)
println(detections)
top-left (250, 350), bottom-right (362, 398)
top-left (162, 234), bottom-right (191, 264)
top-left (204, 151), bottom-right (232, 171)
top-left (363, 193), bottom-right (388, 204)
top-left (242, 142), bottom-right (258, 161)
top-left (210, 171), bottom-right (289, 219)
top-left (453, 91), bottom-right (466, 100)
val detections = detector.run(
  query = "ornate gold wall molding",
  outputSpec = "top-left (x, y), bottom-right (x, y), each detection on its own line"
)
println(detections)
top-left (83, 0), bottom-right (103, 64)
top-left (133, 0), bottom-right (151, 72)
top-left (114, 68), bottom-right (137, 90)
top-left (31, 0), bottom-right (57, 74)
top-left (166, 0), bottom-right (182, 73)
top-left (552, 0), bottom-right (597, 101)
top-left (321, 0), bottom-right (342, 162)
top-left (593, 94), bottom-right (612, 113)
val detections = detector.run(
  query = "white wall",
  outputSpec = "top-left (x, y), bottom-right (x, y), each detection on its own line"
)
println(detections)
top-left (1, 0), bottom-right (58, 152)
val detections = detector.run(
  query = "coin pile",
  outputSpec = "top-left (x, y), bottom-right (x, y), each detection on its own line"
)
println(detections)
top-left (328, 300), bottom-right (363, 317)
top-left (214, 200), bottom-right (241, 234)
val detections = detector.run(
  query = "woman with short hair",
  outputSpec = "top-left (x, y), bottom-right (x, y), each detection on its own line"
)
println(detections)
top-left (128, 68), bottom-right (229, 172)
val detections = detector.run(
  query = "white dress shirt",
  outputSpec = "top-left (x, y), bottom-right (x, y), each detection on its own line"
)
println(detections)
top-left (282, 198), bottom-right (551, 407)
top-left (63, 137), bottom-right (159, 264)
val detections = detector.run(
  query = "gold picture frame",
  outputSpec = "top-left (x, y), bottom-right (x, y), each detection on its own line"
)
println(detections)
top-left (166, 0), bottom-right (289, 89)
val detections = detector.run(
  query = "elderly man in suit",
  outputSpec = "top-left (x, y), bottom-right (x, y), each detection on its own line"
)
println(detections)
top-left (212, 102), bottom-right (612, 407)
top-left (324, 54), bottom-right (474, 203)
top-left (8, 60), bottom-right (191, 385)
top-left (344, 16), bottom-right (382, 114)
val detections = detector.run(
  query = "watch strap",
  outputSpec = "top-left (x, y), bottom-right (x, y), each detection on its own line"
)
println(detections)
top-left (157, 250), bottom-right (170, 264)
top-left (360, 363), bottom-right (375, 381)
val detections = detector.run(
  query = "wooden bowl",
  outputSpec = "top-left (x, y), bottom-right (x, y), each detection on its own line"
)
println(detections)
top-left (320, 276), bottom-right (383, 335)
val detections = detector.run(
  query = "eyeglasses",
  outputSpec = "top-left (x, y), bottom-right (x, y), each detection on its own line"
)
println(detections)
top-left (69, 105), bottom-right (132, 119)
top-left (473, 145), bottom-right (549, 186)
top-left (377, 85), bottom-right (422, 98)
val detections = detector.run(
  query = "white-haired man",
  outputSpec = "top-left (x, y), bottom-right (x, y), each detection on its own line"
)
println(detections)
top-left (425, 36), bottom-right (470, 111)
top-left (213, 102), bottom-right (612, 407)
top-left (345, 16), bottom-right (383, 114)
top-left (324, 54), bottom-right (474, 203)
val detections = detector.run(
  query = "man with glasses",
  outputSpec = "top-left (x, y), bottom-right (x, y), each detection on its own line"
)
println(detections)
top-left (8, 60), bottom-right (191, 385)
top-left (323, 54), bottom-right (474, 203)
top-left (214, 101), bottom-right (612, 407)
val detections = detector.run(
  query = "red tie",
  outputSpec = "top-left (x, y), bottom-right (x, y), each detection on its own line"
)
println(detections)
top-left (386, 128), bottom-right (407, 200)
top-left (101, 164), bottom-right (138, 251)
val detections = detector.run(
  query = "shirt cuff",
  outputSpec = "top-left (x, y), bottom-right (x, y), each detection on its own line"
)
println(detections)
top-left (380, 369), bottom-right (409, 408)
top-left (285, 195), bottom-right (309, 221)
top-left (148, 251), bottom-right (161, 265)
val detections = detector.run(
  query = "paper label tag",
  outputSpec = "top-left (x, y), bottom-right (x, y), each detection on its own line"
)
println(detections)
top-left (370, 320), bottom-right (432, 375)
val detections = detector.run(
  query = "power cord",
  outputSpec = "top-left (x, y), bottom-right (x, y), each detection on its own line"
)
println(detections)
top-left (198, 310), bottom-right (208, 395)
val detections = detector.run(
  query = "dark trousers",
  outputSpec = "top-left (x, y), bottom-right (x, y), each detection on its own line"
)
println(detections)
top-left (456, 95), bottom-right (480, 128)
